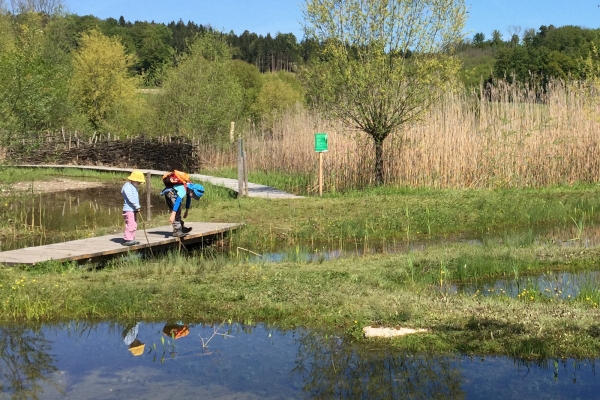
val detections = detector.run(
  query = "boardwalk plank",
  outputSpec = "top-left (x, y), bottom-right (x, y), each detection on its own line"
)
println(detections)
top-left (0, 222), bottom-right (241, 266)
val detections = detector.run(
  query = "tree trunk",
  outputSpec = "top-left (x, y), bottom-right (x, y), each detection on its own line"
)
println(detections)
top-left (374, 139), bottom-right (384, 185)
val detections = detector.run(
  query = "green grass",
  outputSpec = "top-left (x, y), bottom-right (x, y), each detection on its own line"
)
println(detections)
top-left (5, 167), bottom-right (600, 358)
top-left (2, 244), bottom-right (600, 358)
top-left (199, 166), bottom-right (315, 195)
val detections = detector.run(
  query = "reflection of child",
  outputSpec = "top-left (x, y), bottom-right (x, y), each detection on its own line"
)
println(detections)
top-left (121, 171), bottom-right (145, 246)
top-left (163, 323), bottom-right (190, 340)
top-left (122, 322), bottom-right (145, 356)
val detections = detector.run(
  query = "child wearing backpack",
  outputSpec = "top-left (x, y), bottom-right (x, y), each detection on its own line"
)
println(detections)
top-left (160, 171), bottom-right (204, 238)
top-left (121, 170), bottom-right (145, 246)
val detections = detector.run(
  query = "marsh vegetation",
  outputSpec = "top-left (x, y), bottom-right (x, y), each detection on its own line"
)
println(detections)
top-left (3, 168), bottom-right (600, 361)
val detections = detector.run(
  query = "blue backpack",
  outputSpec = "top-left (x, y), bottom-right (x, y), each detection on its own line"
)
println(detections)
top-left (187, 183), bottom-right (204, 198)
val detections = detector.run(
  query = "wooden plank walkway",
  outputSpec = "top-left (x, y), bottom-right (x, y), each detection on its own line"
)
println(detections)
top-left (16, 164), bottom-right (304, 199)
top-left (0, 222), bottom-right (241, 266)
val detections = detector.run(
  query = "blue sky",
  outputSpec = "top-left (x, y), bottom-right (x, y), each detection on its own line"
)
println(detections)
top-left (64, 0), bottom-right (600, 41)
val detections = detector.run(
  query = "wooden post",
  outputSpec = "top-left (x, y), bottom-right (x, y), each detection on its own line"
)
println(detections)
top-left (145, 172), bottom-right (152, 221)
top-left (237, 139), bottom-right (244, 198)
top-left (243, 149), bottom-right (249, 196)
top-left (319, 152), bottom-right (323, 197)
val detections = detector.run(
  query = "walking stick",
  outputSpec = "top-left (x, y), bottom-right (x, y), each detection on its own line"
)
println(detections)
top-left (177, 234), bottom-right (188, 253)
top-left (137, 210), bottom-right (154, 256)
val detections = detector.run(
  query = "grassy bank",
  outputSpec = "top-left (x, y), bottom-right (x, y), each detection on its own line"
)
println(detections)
top-left (3, 167), bottom-right (600, 359)
top-left (2, 244), bottom-right (600, 359)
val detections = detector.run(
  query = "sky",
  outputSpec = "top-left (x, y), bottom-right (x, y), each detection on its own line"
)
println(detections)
top-left (64, 0), bottom-right (600, 41)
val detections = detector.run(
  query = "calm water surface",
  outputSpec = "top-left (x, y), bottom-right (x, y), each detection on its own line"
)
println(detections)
top-left (1, 322), bottom-right (598, 399)
top-left (0, 184), bottom-right (166, 251)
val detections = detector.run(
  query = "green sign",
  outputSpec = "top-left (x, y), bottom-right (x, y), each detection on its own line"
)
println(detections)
top-left (315, 133), bottom-right (328, 152)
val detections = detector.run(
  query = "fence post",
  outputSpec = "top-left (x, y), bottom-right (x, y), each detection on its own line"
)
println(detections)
top-left (145, 171), bottom-right (152, 221)
top-left (243, 148), bottom-right (249, 196)
top-left (238, 138), bottom-right (244, 198)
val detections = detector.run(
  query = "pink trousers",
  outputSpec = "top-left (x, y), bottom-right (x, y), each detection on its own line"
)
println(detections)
top-left (123, 211), bottom-right (137, 241)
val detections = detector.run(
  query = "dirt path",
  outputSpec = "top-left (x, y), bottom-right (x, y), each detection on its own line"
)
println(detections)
top-left (2, 178), bottom-right (105, 195)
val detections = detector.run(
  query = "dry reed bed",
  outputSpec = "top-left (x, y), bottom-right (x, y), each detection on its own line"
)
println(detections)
top-left (203, 80), bottom-right (600, 191)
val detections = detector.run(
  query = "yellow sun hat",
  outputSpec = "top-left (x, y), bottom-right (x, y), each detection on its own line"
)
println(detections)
top-left (129, 343), bottom-right (145, 356)
top-left (127, 170), bottom-right (146, 183)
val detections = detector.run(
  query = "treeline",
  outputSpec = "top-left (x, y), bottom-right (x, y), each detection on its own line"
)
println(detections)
top-left (2, 4), bottom-right (600, 146)
top-left (30, 13), bottom-right (309, 83)
top-left (458, 25), bottom-right (600, 87)
top-left (0, 10), bottom-right (306, 144)
top-left (8, 9), bottom-right (599, 90)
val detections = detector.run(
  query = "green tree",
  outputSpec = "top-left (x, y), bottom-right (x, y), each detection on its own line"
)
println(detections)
top-left (151, 32), bottom-right (243, 143)
top-left (254, 71), bottom-right (305, 130)
top-left (128, 21), bottom-right (173, 80)
top-left (70, 29), bottom-right (143, 133)
top-left (302, 0), bottom-right (467, 184)
top-left (228, 59), bottom-right (263, 119)
top-left (490, 30), bottom-right (504, 47)
top-left (473, 33), bottom-right (486, 47)
top-left (0, 12), bottom-right (71, 140)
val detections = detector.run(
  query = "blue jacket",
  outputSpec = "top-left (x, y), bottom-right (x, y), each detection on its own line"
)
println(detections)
top-left (160, 184), bottom-right (191, 212)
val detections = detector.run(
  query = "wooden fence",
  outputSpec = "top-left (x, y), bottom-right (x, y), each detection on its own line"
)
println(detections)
top-left (4, 135), bottom-right (201, 172)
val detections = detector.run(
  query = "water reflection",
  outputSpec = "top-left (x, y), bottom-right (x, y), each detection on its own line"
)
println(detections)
top-left (294, 333), bottom-right (463, 399)
top-left (0, 325), bottom-right (59, 399)
top-left (252, 224), bottom-right (600, 265)
top-left (1, 322), bottom-right (599, 399)
top-left (0, 184), bottom-right (165, 251)
top-left (450, 270), bottom-right (600, 300)
top-left (122, 323), bottom-right (145, 357)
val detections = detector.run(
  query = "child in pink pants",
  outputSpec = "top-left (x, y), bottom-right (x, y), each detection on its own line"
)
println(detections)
top-left (121, 171), bottom-right (145, 246)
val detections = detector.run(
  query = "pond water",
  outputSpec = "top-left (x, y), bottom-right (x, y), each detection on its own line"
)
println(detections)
top-left (246, 224), bottom-right (600, 301)
top-left (449, 270), bottom-right (600, 300)
top-left (1, 321), bottom-right (598, 400)
top-left (0, 183), bottom-right (167, 251)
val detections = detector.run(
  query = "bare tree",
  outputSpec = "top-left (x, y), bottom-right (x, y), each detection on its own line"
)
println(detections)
top-left (8, 0), bottom-right (63, 14)
top-left (507, 25), bottom-right (522, 38)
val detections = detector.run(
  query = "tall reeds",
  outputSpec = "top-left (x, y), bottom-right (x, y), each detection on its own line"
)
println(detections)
top-left (200, 79), bottom-right (600, 193)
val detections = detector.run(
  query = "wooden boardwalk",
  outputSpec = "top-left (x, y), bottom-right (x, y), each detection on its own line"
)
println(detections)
top-left (0, 222), bottom-right (241, 266)
top-left (17, 164), bottom-right (304, 199)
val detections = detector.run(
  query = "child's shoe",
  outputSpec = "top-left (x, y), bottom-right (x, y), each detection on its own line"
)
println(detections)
top-left (123, 240), bottom-right (140, 246)
top-left (173, 230), bottom-right (187, 238)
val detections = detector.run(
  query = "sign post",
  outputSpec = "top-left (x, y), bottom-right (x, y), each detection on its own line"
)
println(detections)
top-left (314, 133), bottom-right (328, 196)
